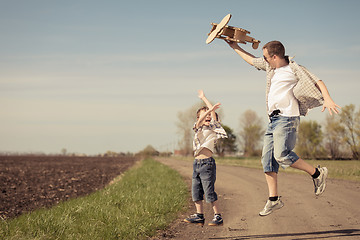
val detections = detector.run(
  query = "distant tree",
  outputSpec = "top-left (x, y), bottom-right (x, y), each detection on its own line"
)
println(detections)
top-left (238, 109), bottom-right (264, 157)
top-left (296, 120), bottom-right (325, 159)
top-left (105, 150), bottom-right (119, 157)
top-left (61, 148), bottom-right (67, 156)
top-left (215, 125), bottom-right (237, 157)
top-left (138, 145), bottom-right (159, 157)
top-left (176, 104), bottom-right (201, 156)
top-left (338, 104), bottom-right (360, 160)
top-left (323, 114), bottom-right (346, 159)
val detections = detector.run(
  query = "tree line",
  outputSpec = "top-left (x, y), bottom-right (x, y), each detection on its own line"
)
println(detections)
top-left (176, 103), bottom-right (360, 160)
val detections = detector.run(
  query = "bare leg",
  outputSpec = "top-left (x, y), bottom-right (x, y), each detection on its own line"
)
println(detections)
top-left (260, 172), bottom-right (285, 216)
top-left (195, 200), bottom-right (204, 214)
top-left (290, 158), bottom-right (316, 175)
top-left (211, 200), bottom-right (220, 214)
top-left (265, 172), bottom-right (278, 197)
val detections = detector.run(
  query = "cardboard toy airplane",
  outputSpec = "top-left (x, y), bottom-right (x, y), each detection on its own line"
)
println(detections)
top-left (206, 14), bottom-right (260, 49)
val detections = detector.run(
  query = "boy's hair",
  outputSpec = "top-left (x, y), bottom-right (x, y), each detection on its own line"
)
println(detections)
top-left (196, 106), bottom-right (209, 119)
top-left (263, 41), bottom-right (285, 59)
top-left (215, 112), bottom-right (220, 122)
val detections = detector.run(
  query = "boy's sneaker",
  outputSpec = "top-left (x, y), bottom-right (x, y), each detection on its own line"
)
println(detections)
top-left (208, 214), bottom-right (223, 226)
top-left (184, 214), bottom-right (205, 226)
top-left (259, 197), bottom-right (284, 216)
top-left (313, 166), bottom-right (328, 196)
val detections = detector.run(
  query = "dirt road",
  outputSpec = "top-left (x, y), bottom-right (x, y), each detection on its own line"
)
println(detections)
top-left (154, 158), bottom-right (360, 240)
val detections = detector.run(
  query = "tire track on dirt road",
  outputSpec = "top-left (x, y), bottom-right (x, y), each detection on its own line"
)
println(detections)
top-left (154, 157), bottom-right (360, 240)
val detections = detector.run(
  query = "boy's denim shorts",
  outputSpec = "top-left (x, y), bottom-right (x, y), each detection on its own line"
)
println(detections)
top-left (191, 157), bottom-right (217, 203)
top-left (261, 115), bottom-right (300, 173)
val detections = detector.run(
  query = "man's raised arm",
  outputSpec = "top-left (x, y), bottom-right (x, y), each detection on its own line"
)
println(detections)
top-left (226, 41), bottom-right (256, 66)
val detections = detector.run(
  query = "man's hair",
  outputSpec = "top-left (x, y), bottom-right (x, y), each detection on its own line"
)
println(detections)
top-left (263, 41), bottom-right (285, 58)
top-left (196, 106), bottom-right (208, 118)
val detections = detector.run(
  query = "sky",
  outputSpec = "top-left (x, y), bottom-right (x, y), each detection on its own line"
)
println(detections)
top-left (1, 0), bottom-right (359, 155)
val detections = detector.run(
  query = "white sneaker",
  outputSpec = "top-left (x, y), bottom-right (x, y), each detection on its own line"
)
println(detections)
top-left (259, 197), bottom-right (284, 216)
top-left (313, 166), bottom-right (328, 196)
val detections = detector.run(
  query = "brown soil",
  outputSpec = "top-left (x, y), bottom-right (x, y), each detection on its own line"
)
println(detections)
top-left (154, 157), bottom-right (360, 240)
top-left (0, 155), bottom-right (137, 220)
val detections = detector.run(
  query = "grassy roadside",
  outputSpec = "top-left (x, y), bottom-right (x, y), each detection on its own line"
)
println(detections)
top-left (173, 156), bottom-right (360, 181)
top-left (0, 158), bottom-right (188, 240)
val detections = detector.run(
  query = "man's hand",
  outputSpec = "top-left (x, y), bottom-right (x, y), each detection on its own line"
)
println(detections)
top-left (316, 80), bottom-right (341, 116)
top-left (225, 40), bottom-right (240, 50)
top-left (322, 99), bottom-right (341, 115)
top-left (224, 40), bottom-right (255, 66)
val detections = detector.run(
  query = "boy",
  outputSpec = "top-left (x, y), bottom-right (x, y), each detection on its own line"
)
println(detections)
top-left (184, 90), bottom-right (227, 226)
top-left (226, 40), bottom-right (340, 216)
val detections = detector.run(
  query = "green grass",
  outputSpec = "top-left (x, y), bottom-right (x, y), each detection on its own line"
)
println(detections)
top-left (0, 158), bottom-right (188, 240)
top-left (217, 157), bottom-right (360, 181)
top-left (173, 156), bottom-right (360, 181)
top-left (297, 159), bottom-right (360, 181)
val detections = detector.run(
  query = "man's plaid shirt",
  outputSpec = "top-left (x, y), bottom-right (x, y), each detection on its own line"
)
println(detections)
top-left (253, 57), bottom-right (324, 116)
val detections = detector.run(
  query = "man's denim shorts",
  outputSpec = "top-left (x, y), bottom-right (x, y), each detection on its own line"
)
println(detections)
top-left (261, 115), bottom-right (300, 173)
top-left (191, 157), bottom-right (217, 203)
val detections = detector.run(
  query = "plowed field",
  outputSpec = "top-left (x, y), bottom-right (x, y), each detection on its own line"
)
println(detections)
top-left (0, 155), bottom-right (137, 220)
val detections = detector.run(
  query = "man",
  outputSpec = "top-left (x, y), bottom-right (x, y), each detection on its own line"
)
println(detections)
top-left (226, 40), bottom-right (340, 216)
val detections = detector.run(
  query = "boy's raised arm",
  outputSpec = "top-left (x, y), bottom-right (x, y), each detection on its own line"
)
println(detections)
top-left (195, 103), bottom-right (221, 129)
top-left (198, 90), bottom-right (217, 121)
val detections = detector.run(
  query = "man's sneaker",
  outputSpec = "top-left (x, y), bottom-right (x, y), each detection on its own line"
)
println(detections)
top-left (259, 197), bottom-right (284, 216)
top-left (184, 214), bottom-right (205, 226)
top-left (313, 166), bottom-right (328, 196)
top-left (208, 214), bottom-right (223, 226)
